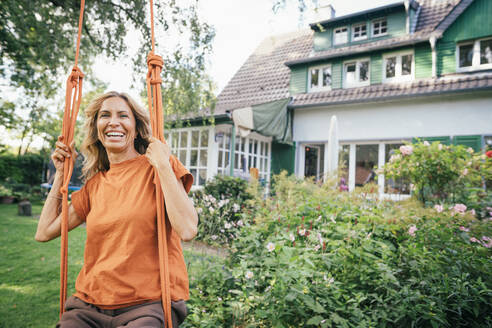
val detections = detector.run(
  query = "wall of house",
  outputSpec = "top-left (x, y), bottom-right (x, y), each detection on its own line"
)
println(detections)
top-left (438, 0), bottom-right (492, 75)
top-left (289, 66), bottom-right (308, 94)
top-left (415, 43), bottom-right (432, 79)
top-left (292, 92), bottom-right (492, 142)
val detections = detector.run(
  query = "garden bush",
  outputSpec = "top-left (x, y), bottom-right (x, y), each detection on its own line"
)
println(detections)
top-left (183, 172), bottom-right (492, 327)
top-left (192, 175), bottom-right (255, 246)
top-left (384, 141), bottom-right (492, 219)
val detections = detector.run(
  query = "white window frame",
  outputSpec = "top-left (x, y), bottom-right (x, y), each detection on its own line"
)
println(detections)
top-left (372, 18), bottom-right (387, 37)
top-left (382, 50), bottom-right (415, 83)
top-left (352, 22), bottom-right (367, 41)
top-left (308, 64), bottom-right (332, 92)
top-left (233, 132), bottom-right (271, 182)
top-left (343, 58), bottom-right (370, 88)
top-left (165, 126), bottom-right (213, 188)
top-left (333, 26), bottom-right (348, 45)
top-left (456, 37), bottom-right (492, 72)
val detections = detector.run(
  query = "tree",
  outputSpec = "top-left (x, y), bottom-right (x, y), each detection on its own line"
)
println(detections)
top-left (1, 0), bottom-right (216, 124)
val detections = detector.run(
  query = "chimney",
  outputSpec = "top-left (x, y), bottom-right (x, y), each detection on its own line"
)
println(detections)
top-left (312, 1), bottom-right (336, 23)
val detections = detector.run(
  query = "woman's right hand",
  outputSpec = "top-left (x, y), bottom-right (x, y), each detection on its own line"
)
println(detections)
top-left (52, 136), bottom-right (77, 173)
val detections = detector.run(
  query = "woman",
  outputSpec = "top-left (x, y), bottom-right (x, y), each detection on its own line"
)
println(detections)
top-left (35, 91), bottom-right (198, 327)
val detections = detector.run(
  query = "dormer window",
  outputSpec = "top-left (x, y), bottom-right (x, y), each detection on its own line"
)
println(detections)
top-left (308, 65), bottom-right (332, 92)
top-left (372, 19), bottom-right (387, 37)
top-left (334, 27), bottom-right (348, 45)
top-left (383, 51), bottom-right (414, 82)
top-left (457, 37), bottom-right (492, 72)
top-left (343, 59), bottom-right (370, 88)
top-left (352, 23), bottom-right (367, 41)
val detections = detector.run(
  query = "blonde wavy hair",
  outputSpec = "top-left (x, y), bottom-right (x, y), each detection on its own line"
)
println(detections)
top-left (80, 91), bottom-right (152, 181)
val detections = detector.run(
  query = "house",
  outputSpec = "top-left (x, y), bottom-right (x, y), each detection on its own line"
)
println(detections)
top-left (166, 0), bottom-right (492, 196)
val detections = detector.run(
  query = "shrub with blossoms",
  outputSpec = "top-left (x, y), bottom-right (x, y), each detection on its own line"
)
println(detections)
top-left (183, 173), bottom-right (492, 327)
top-left (383, 141), bottom-right (491, 217)
top-left (192, 175), bottom-right (254, 246)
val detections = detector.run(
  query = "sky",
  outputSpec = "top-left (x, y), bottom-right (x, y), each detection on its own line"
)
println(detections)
top-left (94, 0), bottom-right (399, 99)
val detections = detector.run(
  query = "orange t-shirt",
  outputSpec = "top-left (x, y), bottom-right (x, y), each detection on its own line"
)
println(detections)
top-left (71, 154), bottom-right (193, 308)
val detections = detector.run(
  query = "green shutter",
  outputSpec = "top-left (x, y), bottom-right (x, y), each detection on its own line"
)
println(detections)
top-left (453, 135), bottom-right (482, 152)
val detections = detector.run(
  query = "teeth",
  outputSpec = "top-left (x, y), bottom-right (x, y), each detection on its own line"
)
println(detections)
top-left (106, 132), bottom-right (124, 137)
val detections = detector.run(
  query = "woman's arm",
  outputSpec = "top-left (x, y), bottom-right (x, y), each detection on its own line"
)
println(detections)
top-left (146, 137), bottom-right (198, 241)
top-left (35, 138), bottom-right (85, 242)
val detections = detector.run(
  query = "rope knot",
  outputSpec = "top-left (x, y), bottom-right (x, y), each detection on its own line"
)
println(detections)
top-left (69, 66), bottom-right (85, 84)
top-left (147, 52), bottom-right (164, 69)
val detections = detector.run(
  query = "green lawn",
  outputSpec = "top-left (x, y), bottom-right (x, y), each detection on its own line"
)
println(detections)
top-left (0, 202), bottom-right (215, 328)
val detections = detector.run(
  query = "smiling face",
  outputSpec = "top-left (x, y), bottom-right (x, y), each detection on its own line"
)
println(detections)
top-left (96, 97), bottom-right (138, 156)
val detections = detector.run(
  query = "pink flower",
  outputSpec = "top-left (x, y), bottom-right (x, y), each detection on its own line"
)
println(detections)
top-left (453, 204), bottom-right (467, 214)
top-left (438, 144), bottom-right (443, 150)
top-left (423, 141), bottom-right (430, 146)
top-left (266, 242), bottom-right (275, 252)
top-left (400, 145), bottom-right (413, 156)
top-left (482, 237), bottom-right (492, 248)
top-left (408, 225), bottom-right (418, 237)
top-left (299, 228), bottom-right (306, 236)
top-left (469, 209), bottom-right (476, 216)
top-left (434, 204), bottom-right (444, 213)
top-left (459, 226), bottom-right (470, 232)
top-left (461, 168), bottom-right (469, 176)
top-left (470, 237), bottom-right (479, 243)
top-left (467, 147), bottom-right (474, 154)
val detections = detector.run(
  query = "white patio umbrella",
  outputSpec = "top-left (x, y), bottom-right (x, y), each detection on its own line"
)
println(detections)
top-left (326, 115), bottom-right (339, 178)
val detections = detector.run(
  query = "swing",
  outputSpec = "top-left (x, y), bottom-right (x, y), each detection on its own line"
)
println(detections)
top-left (59, 1), bottom-right (174, 327)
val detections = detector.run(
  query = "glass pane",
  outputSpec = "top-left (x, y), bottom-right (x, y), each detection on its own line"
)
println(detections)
top-left (381, 21), bottom-right (387, 33)
top-left (200, 150), bottom-right (207, 167)
top-left (355, 144), bottom-right (378, 187)
top-left (359, 61), bottom-right (369, 81)
top-left (386, 57), bottom-right (396, 78)
top-left (190, 168), bottom-right (197, 186)
top-left (480, 39), bottom-right (492, 64)
top-left (199, 169), bottom-right (207, 186)
top-left (311, 69), bottom-right (319, 89)
top-left (171, 132), bottom-right (178, 150)
top-left (200, 130), bottom-right (209, 147)
top-left (179, 150), bottom-right (187, 164)
top-left (402, 55), bottom-right (412, 75)
top-left (218, 151), bottom-right (223, 168)
top-left (180, 131), bottom-right (188, 148)
top-left (191, 130), bottom-right (199, 147)
top-left (459, 44), bottom-right (474, 67)
top-left (346, 63), bottom-right (356, 84)
top-left (235, 153), bottom-right (239, 169)
top-left (360, 24), bottom-right (367, 36)
top-left (323, 67), bottom-right (331, 87)
top-left (338, 145), bottom-right (350, 185)
top-left (190, 150), bottom-right (198, 166)
top-left (248, 155), bottom-right (253, 168)
top-left (385, 144), bottom-right (410, 194)
top-left (240, 138), bottom-right (245, 152)
top-left (225, 151), bottom-right (230, 168)
top-left (235, 137), bottom-right (240, 151)
top-left (225, 135), bottom-right (230, 151)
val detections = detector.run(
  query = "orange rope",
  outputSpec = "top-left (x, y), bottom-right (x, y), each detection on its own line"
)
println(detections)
top-left (146, 1), bottom-right (173, 327)
top-left (59, 0), bottom-right (85, 318)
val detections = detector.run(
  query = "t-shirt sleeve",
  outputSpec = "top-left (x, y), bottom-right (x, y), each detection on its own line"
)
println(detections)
top-left (170, 155), bottom-right (193, 193)
top-left (71, 182), bottom-right (90, 221)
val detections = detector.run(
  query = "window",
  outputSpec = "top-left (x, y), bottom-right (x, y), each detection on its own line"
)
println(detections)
top-left (167, 127), bottom-right (210, 187)
top-left (352, 23), bottom-right (367, 41)
top-left (384, 144), bottom-right (410, 194)
top-left (334, 26), bottom-right (348, 45)
top-left (372, 19), bottom-right (387, 37)
top-left (308, 65), bottom-right (332, 92)
top-left (217, 132), bottom-right (231, 176)
top-left (233, 135), bottom-right (271, 181)
top-left (457, 37), bottom-right (492, 71)
top-left (344, 59), bottom-right (370, 88)
top-left (383, 52), bottom-right (414, 82)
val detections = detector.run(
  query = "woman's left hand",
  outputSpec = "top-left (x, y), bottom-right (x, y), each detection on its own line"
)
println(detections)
top-left (145, 137), bottom-right (171, 170)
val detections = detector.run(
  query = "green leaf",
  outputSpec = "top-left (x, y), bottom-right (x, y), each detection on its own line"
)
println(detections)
top-left (306, 315), bottom-right (324, 325)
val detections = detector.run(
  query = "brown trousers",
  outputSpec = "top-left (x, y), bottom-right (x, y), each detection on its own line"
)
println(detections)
top-left (57, 296), bottom-right (187, 328)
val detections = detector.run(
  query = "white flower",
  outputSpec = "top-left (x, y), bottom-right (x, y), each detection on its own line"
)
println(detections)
top-left (245, 271), bottom-right (254, 279)
top-left (224, 222), bottom-right (232, 229)
top-left (423, 141), bottom-right (430, 146)
top-left (408, 225), bottom-right (418, 237)
top-left (233, 203), bottom-right (240, 212)
top-left (400, 145), bottom-right (413, 156)
top-left (196, 207), bottom-right (203, 214)
top-left (266, 242), bottom-right (275, 252)
top-left (218, 199), bottom-right (226, 208)
top-left (299, 229), bottom-right (306, 236)
top-left (314, 245), bottom-right (320, 251)
top-left (211, 235), bottom-right (218, 240)
top-left (237, 220), bottom-right (244, 227)
top-left (289, 233), bottom-right (295, 242)
top-left (438, 144), bottom-right (443, 150)
top-left (467, 147), bottom-right (474, 153)
top-left (327, 277), bottom-right (334, 284)
top-left (209, 206), bottom-right (215, 214)
top-left (316, 215), bottom-right (322, 221)
top-left (330, 215), bottom-right (336, 224)
top-left (217, 297), bottom-right (222, 301)
top-left (462, 168), bottom-right (469, 176)
top-left (434, 204), bottom-right (444, 213)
